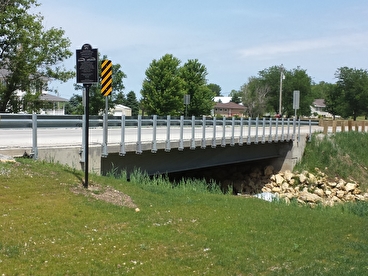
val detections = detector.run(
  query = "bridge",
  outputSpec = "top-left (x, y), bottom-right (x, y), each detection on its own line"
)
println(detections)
top-left (0, 114), bottom-right (319, 177)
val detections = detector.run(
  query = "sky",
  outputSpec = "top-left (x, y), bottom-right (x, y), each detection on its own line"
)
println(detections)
top-left (36, 0), bottom-right (368, 100)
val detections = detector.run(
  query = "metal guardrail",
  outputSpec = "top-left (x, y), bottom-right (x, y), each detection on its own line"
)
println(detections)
top-left (0, 113), bottom-right (317, 160)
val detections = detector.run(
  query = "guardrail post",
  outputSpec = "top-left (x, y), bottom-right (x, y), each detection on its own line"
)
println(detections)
top-left (281, 118), bottom-right (285, 141)
top-left (239, 117), bottom-right (244, 146)
top-left (211, 117), bottom-right (217, 148)
top-left (119, 115), bottom-right (126, 156)
top-left (179, 115), bottom-right (184, 151)
top-left (190, 116), bottom-right (196, 150)
top-left (136, 115), bottom-right (142, 154)
top-left (308, 119), bottom-right (312, 142)
top-left (275, 118), bottom-right (279, 142)
top-left (165, 115), bottom-right (171, 152)
top-left (101, 112), bottom-right (108, 158)
top-left (230, 117), bottom-right (235, 146)
top-left (31, 113), bottom-right (38, 160)
top-left (201, 115), bottom-right (206, 149)
top-left (255, 117), bottom-right (259, 144)
top-left (262, 117), bottom-right (266, 143)
top-left (221, 116), bottom-right (226, 147)
top-left (247, 117), bottom-right (251, 145)
top-left (287, 118), bottom-right (291, 140)
top-left (152, 115), bottom-right (157, 153)
top-left (268, 117), bottom-right (272, 143)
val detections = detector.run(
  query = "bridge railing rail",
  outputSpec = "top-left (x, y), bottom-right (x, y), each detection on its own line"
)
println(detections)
top-left (0, 113), bottom-right (318, 159)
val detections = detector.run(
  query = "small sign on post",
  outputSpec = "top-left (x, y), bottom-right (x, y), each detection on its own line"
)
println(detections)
top-left (76, 43), bottom-right (99, 189)
top-left (76, 44), bottom-right (98, 84)
top-left (293, 90), bottom-right (300, 118)
top-left (101, 60), bottom-right (113, 96)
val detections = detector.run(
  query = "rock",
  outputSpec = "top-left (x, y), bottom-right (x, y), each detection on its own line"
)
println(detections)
top-left (328, 181), bottom-right (337, 188)
top-left (264, 165), bottom-right (274, 177)
top-left (275, 174), bottom-right (284, 186)
top-left (299, 191), bottom-right (322, 203)
top-left (336, 190), bottom-right (345, 199)
top-left (344, 183), bottom-right (357, 192)
top-left (299, 173), bottom-right (307, 183)
top-left (284, 170), bottom-right (294, 181)
top-left (314, 188), bottom-right (324, 197)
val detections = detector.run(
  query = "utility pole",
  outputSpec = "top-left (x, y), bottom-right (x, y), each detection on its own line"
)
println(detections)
top-left (279, 64), bottom-right (284, 116)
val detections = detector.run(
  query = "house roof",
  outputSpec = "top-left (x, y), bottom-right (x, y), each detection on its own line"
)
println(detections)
top-left (40, 93), bottom-right (68, 102)
top-left (215, 102), bottom-right (245, 110)
top-left (313, 99), bottom-right (325, 108)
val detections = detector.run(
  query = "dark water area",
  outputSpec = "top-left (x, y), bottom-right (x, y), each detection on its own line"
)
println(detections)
top-left (167, 159), bottom-right (275, 194)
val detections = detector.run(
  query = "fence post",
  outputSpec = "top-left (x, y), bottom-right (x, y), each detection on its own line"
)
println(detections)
top-left (255, 117), bottom-right (259, 144)
top-left (332, 120), bottom-right (337, 133)
top-left (151, 115), bottom-right (157, 153)
top-left (179, 115), bottom-right (184, 151)
top-left (190, 116), bottom-right (196, 150)
top-left (247, 117), bottom-right (251, 145)
top-left (221, 117), bottom-right (226, 147)
top-left (230, 117), bottom-right (235, 146)
top-left (165, 115), bottom-right (171, 152)
top-left (119, 115), bottom-right (126, 156)
top-left (348, 120), bottom-right (353, 131)
top-left (31, 113), bottom-right (38, 160)
top-left (323, 120), bottom-right (328, 135)
top-left (239, 117), bottom-right (244, 146)
top-left (262, 117), bottom-right (266, 143)
top-left (136, 115), bottom-right (142, 154)
top-left (341, 120), bottom-right (345, 132)
top-left (211, 117), bottom-right (217, 148)
top-left (201, 115), bottom-right (206, 149)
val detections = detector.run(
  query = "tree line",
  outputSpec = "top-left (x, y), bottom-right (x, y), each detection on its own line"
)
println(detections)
top-left (2, 0), bottom-right (368, 120)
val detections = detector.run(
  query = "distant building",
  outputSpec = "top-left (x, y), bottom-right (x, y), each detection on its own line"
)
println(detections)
top-left (213, 102), bottom-right (246, 117)
top-left (39, 92), bottom-right (68, 115)
top-left (310, 99), bottom-right (333, 118)
top-left (110, 104), bottom-right (132, 116)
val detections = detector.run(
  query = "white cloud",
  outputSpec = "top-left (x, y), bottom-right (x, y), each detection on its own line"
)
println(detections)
top-left (238, 32), bottom-right (368, 59)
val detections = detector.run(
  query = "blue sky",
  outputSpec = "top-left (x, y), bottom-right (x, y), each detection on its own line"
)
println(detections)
top-left (37, 0), bottom-right (368, 100)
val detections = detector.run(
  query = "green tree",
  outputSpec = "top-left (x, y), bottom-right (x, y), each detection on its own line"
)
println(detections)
top-left (241, 77), bottom-right (270, 117)
top-left (332, 67), bottom-right (368, 120)
top-left (72, 55), bottom-right (127, 115)
top-left (207, 83), bottom-right (222, 96)
top-left (229, 89), bottom-right (242, 104)
top-left (141, 54), bottom-right (184, 116)
top-left (180, 59), bottom-right (215, 116)
top-left (282, 67), bottom-right (313, 117)
top-left (258, 65), bottom-right (313, 117)
top-left (0, 0), bottom-right (73, 112)
top-left (65, 94), bottom-right (83, 115)
top-left (125, 91), bottom-right (139, 116)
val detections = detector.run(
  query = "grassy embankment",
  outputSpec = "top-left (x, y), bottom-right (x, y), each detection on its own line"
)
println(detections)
top-left (0, 131), bottom-right (368, 275)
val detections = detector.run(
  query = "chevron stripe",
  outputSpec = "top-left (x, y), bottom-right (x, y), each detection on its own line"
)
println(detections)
top-left (101, 60), bottom-right (112, 96)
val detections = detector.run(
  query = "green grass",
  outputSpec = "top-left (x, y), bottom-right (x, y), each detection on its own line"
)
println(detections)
top-left (295, 131), bottom-right (368, 191)
top-left (0, 157), bottom-right (368, 275)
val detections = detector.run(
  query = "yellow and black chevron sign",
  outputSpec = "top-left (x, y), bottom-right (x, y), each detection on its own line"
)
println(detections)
top-left (101, 60), bottom-right (112, 96)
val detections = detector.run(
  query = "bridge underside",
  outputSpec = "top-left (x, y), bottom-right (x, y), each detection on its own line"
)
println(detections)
top-left (101, 141), bottom-right (293, 178)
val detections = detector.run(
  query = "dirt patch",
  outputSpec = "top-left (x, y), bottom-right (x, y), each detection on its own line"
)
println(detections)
top-left (70, 183), bottom-right (137, 209)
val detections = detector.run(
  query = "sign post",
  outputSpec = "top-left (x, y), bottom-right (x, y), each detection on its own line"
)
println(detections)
top-left (101, 60), bottom-right (113, 158)
top-left (76, 44), bottom-right (98, 188)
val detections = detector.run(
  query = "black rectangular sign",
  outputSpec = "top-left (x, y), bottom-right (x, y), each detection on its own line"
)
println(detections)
top-left (76, 44), bottom-right (98, 84)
